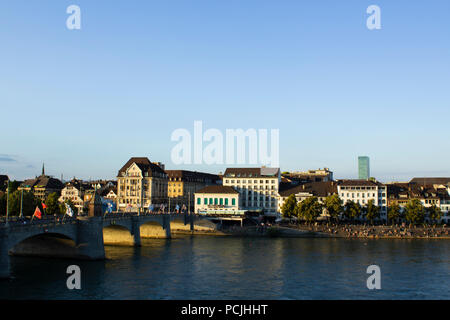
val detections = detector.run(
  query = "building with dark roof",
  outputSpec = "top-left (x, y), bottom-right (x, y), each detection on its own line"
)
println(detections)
top-left (116, 157), bottom-right (168, 212)
top-left (166, 170), bottom-right (220, 210)
top-left (18, 165), bottom-right (64, 201)
top-left (222, 167), bottom-right (281, 216)
top-left (278, 181), bottom-right (338, 218)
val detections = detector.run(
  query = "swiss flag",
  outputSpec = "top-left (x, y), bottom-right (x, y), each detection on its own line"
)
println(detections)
top-left (33, 207), bottom-right (42, 219)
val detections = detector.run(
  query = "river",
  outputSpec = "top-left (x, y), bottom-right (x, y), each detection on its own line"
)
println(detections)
top-left (1, 236), bottom-right (449, 299)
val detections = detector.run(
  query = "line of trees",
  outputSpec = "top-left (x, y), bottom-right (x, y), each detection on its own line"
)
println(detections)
top-left (0, 188), bottom-right (77, 217)
top-left (281, 194), bottom-right (443, 225)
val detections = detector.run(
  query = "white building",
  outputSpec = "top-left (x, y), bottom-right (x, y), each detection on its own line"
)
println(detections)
top-left (337, 180), bottom-right (387, 222)
top-left (222, 167), bottom-right (280, 217)
top-left (194, 185), bottom-right (240, 215)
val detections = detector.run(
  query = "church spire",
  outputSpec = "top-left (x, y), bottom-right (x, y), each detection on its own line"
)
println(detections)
top-left (42, 163), bottom-right (45, 176)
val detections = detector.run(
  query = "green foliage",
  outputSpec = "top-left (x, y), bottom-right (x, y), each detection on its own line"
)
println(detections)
top-left (59, 199), bottom-right (77, 216)
top-left (364, 199), bottom-right (380, 224)
top-left (0, 192), bottom-right (7, 215)
top-left (404, 199), bottom-right (425, 225)
top-left (4, 190), bottom-right (38, 216)
top-left (296, 196), bottom-right (322, 223)
top-left (45, 192), bottom-right (62, 215)
top-left (387, 203), bottom-right (402, 223)
top-left (324, 194), bottom-right (343, 221)
top-left (426, 205), bottom-right (442, 224)
top-left (281, 194), bottom-right (297, 219)
top-left (344, 200), bottom-right (362, 221)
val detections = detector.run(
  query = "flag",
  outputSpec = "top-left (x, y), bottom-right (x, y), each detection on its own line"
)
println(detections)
top-left (107, 202), bottom-right (113, 214)
top-left (42, 203), bottom-right (48, 209)
top-left (65, 203), bottom-right (74, 217)
top-left (33, 207), bottom-right (42, 219)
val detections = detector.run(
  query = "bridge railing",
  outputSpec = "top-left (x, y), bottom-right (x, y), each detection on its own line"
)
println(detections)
top-left (0, 216), bottom-right (78, 228)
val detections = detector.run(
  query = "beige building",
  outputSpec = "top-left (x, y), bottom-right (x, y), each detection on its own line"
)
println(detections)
top-left (58, 183), bottom-right (85, 213)
top-left (117, 157), bottom-right (168, 211)
top-left (194, 185), bottom-right (239, 215)
top-left (166, 170), bottom-right (220, 210)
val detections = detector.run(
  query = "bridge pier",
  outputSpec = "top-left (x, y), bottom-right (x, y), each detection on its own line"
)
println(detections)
top-left (163, 215), bottom-right (171, 239)
top-left (131, 217), bottom-right (141, 247)
top-left (76, 217), bottom-right (105, 260)
top-left (0, 228), bottom-right (10, 279)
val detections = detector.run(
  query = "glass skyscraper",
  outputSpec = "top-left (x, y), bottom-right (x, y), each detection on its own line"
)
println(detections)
top-left (358, 156), bottom-right (370, 180)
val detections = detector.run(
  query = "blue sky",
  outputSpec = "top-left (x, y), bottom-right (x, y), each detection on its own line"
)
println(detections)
top-left (0, 0), bottom-right (449, 182)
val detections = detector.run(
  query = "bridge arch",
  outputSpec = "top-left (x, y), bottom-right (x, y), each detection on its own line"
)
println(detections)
top-left (102, 223), bottom-right (135, 246)
top-left (139, 220), bottom-right (168, 239)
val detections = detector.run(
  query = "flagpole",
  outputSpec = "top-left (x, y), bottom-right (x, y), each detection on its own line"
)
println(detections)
top-left (20, 189), bottom-right (23, 219)
top-left (5, 180), bottom-right (9, 225)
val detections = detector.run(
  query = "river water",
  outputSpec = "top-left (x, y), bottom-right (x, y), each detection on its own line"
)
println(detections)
top-left (1, 236), bottom-right (449, 299)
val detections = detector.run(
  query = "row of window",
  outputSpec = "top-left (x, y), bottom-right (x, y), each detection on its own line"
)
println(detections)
top-left (225, 179), bottom-right (276, 184)
top-left (197, 197), bottom-right (236, 206)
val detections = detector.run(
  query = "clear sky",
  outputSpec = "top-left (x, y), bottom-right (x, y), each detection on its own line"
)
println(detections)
top-left (1, 0), bottom-right (449, 182)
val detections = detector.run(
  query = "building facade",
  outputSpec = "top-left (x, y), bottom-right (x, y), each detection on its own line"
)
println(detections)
top-left (358, 156), bottom-right (370, 180)
top-left (194, 185), bottom-right (240, 215)
top-left (166, 170), bottom-right (220, 210)
top-left (222, 167), bottom-right (280, 217)
top-left (278, 181), bottom-right (337, 218)
top-left (19, 165), bottom-right (64, 201)
top-left (337, 179), bottom-right (387, 221)
top-left (286, 168), bottom-right (334, 182)
top-left (117, 157), bottom-right (168, 211)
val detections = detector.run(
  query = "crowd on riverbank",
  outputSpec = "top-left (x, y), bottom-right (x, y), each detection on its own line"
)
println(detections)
top-left (285, 222), bottom-right (450, 239)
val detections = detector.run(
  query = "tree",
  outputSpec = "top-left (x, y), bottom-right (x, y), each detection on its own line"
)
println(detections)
top-left (344, 200), bottom-right (362, 222)
top-left (364, 199), bottom-right (380, 224)
top-left (404, 199), bottom-right (425, 225)
top-left (281, 194), bottom-right (297, 219)
top-left (426, 205), bottom-right (442, 224)
top-left (0, 192), bottom-right (7, 216)
top-left (324, 194), bottom-right (343, 222)
top-left (5, 190), bottom-right (38, 217)
top-left (387, 203), bottom-right (402, 224)
top-left (45, 192), bottom-right (62, 215)
top-left (59, 199), bottom-right (77, 216)
top-left (296, 196), bottom-right (322, 223)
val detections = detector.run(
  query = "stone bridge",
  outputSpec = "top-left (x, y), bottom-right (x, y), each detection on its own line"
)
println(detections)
top-left (0, 213), bottom-right (200, 279)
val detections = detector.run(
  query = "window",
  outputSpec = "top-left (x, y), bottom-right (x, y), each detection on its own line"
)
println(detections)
top-left (214, 198), bottom-right (218, 205)
top-left (225, 198), bottom-right (228, 205)
top-left (232, 198), bottom-right (236, 206)
top-left (220, 198), bottom-right (223, 205)
top-left (197, 198), bottom-right (201, 205)
top-left (209, 198), bottom-right (213, 205)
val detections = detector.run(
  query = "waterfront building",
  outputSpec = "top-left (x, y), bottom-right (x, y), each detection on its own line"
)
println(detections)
top-left (18, 164), bottom-right (64, 201)
top-left (194, 185), bottom-right (240, 215)
top-left (358, 156), bottom-right (370, 180)
top-left (285, 168), bottom-right (334, 182)
top-left (222, 167), bottom-right (281, 217)
top-left (166, 170), bottom-right (220, 211)
top-left (387, 181), bottom-right (450, 223)
top-left (116, 157), bottom-right (168, 211)
top-left (58, 182), bottom-right (85, 213)
top-left (337, 179), bottom-right (387, 222)
top-left (278, 181), bottom-right (337, 219)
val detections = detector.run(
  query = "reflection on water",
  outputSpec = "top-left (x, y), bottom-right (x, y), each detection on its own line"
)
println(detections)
top-left (1, 236), bottom-right (450, 299)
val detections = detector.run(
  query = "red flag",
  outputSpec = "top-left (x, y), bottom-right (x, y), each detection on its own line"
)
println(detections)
top-left (33, 207), bottom-right (42, 219)
top-left (42, 203), bottom-right (47, 209)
